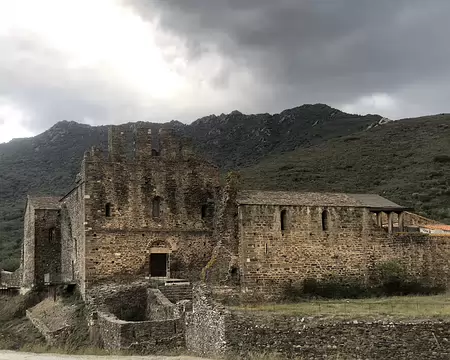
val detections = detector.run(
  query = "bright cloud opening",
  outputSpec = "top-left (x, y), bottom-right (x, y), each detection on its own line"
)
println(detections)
top-left (341, 93), bottom-right (398, 118)
top-left (0, 99), bottom-right (33, 143)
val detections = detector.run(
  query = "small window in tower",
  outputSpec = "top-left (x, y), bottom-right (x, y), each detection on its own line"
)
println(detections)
top-left (201, 205), bottom-right (208, 219)
top-left (280, 210), bottom-right (288, 232)
top-left (322, 210), bottom-right (329, 231)
top-left (152, 197), bottom-right (161, 218)
top-left (48, 228), bottom-right (55, 241)
top-left (105, 203), bottom-right (112, 217)
top-left (151, 149), bottom-right (160, 157)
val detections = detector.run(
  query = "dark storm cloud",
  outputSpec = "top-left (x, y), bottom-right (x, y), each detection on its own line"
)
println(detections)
top-left (1, 0), bottom-right (450, 142)
top-left (129, 0), bottom-right (450, 115)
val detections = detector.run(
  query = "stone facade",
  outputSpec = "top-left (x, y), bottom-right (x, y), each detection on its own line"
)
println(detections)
top-left (21, 197), bottom-right (61, 289)
top-left (60, 182), bottom-right (86, 290)
top-left (236, 203), bottom-right (450, 297)
top-left (18, 125), bottom-right (220, 296)
top-left (79, 126), bottom-right (219, 293)
top-left (15, 124), bottom-right (450, 302)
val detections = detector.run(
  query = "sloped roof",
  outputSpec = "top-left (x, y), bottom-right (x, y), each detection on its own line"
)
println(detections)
top-left (27, 196), bottom-right (61, 210)
top-left (236, 190), bottom-right (405, 210)
top-left (420, 224), bottom-right (450, 231)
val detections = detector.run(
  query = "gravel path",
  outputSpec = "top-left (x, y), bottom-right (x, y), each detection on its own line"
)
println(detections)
top-left (0, 351), bottom-right (210, 360)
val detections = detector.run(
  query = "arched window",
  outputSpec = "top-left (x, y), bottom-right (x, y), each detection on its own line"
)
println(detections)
top-left (151, 149), bottom-right (160, 157)
top-left (152, 197), bottom-right (161, 218)
top-left (280, 210), bottom-right (288, 232)
top-left (201, 205), bottom-right (208, 219)
top-left (322, 210), bottom-right (329, 231)
top-left (105, 203), bottom-right (112, 217)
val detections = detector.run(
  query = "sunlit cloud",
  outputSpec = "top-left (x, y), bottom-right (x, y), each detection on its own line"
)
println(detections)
top-left (0, 98), bottom-right (33, 143)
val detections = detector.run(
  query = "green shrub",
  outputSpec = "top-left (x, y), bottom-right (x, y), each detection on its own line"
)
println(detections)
top-left (284, 276), bottom-right (369, 300)
top-left (370, 261), bottom-right (446, 296)
top-left (283, 261), bottom-right (447, 300)
top-left (0, 258), bottom-right (20, 272)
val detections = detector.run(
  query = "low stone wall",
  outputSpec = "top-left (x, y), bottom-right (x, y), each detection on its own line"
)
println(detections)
top-left (226, 313), bottom-right (450, 360)
top-left (147, 288), bottom-right (177, 321)
top-left (187, 285), bottom-right (450, 360)
top-left (97, 311), bottom-right (185, 352)
top-left (26, 309), bottom-right (71, 346)
top-left (90, 282), bottom-right (188, 353)
top-left (185, 284), bottom-right (228, 358)
top-left (0, 269), bottom-right (21, 288)
top-left (159, 284), bottom-right (193, 303)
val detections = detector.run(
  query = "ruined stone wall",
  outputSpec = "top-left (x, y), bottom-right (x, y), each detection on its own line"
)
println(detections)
top-left (60, 183), bottom-right (85, 289)
top-left (203, 173), bottom-right (240, 286)
top-left (185, 284), bottom-right (227, 358)
top-left (187, 285), bottom-right (450, 360)
top-left (34, 209), bottom-right (61, 286)
top-left (22, 201), bottom-right (35, 288)
top-left (146, 288), bottom-right (179, 321)
top-left (159, 284), bottom-right (192, 303)
top-left (103, 286), bottom-right (148, 321)
top-left (92, 281), bottom-right (186, 353)
top-left (97, 312), bottom-right (122, 351)
top-left (225, 312), bottom-right (450, 360)
top-left (26, 309), bottom-right (71, 346)
top-left (82, 126), bottom-right (220, 287)
top-left (238, 204), bottom-right (450, 297)
top-left (0, 269), bottom-right (21, 287)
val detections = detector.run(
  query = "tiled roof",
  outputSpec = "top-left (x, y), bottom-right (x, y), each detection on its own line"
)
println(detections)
top-left (420, 224), bottom-right (450, 231)
top-left (236, 190), bottom-right (405, 209)
top-left (27, 196), bottom-right (61, 210)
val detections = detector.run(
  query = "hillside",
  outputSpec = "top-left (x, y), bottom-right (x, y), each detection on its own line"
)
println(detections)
top-left (186, 104), bottom-right (382, 169)
top-left (240, 114), bottom-right (450, 223)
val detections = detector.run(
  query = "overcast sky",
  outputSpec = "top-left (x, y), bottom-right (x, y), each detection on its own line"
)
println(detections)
top-left (1, 0), bottom-right (450, 143)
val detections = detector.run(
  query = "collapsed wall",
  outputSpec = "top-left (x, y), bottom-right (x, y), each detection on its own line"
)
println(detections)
top-left (87, 282), bottom-right (192, 353)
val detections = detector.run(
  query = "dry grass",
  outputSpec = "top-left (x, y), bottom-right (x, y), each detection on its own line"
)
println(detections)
top-left (233, 294), bottom-right (450, 320)
top-left (226, 352), bottom-right (353, 360)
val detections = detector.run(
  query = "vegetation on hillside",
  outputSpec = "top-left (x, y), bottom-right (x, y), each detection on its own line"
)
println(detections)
top-left (186, 103), bottom-right (381, 169)
top-left (240, 114), bottom-right (450, 223)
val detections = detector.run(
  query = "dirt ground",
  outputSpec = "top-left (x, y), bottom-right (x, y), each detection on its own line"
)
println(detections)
top-left (0, 351), bottom-right (210, 360)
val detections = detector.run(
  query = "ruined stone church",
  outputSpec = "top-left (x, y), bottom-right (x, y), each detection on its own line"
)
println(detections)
top-left (9, 125), bottom-right (450, 298)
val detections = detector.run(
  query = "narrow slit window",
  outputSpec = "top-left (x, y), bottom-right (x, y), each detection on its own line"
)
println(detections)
top-left (280, 210), bottom-right (287, 232)
top-left (48, 228), bottom-right (55, 241)
top-left (322, 210), bottom-right (329, 231)
top-left (105, 203), bottom-right (112, 217)
top-left (201, 205), bottom-right (208, 219)
top-left (152, 197), bottom-right (161, 218)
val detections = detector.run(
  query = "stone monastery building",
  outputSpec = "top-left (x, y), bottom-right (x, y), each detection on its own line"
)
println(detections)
top-left (8, 125), bottom-right (450, 298)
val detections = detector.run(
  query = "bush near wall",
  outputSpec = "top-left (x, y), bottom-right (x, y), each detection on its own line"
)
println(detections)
top-left (284, 261), bottom-right (447, 300)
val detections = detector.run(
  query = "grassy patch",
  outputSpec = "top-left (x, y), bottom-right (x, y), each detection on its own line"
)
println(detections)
top-left (233, 294), bottom-right (450, 320)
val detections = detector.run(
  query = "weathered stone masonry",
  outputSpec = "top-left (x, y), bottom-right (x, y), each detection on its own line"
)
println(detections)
top-left (21, 196), bottom-right (61, 289)
top-left (8, 123), bottom-right (450, 356)
top-left (81, 127), bottom-right (220, 289)
top-left (237, 202), bottom-right (450, 296)
top-left (186, 285), bottom-right (450, 360)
